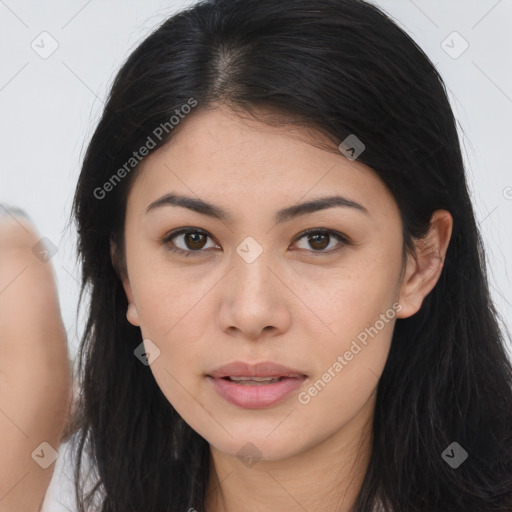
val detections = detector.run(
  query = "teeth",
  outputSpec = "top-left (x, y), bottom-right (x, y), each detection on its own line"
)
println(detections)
top-left (228, 376), bottom-right (283, 384)
top-left (230, 376), bottom-right (278, 381)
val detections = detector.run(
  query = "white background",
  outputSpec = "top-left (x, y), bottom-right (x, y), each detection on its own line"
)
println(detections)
top-left (1, 0), bottom-right (511, 366)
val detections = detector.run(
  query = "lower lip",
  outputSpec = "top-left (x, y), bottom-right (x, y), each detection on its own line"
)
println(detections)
top-left (207, 376), bottom-right (306, 409)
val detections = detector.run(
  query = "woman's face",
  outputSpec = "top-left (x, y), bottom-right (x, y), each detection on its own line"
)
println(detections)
top-left (117, 105), bottom-right (414, 461)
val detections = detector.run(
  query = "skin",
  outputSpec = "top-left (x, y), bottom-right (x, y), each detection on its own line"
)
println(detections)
top-left (114, 105), bottom-right (452, 512)
top-left (0, 210), bottom-right (73, 512)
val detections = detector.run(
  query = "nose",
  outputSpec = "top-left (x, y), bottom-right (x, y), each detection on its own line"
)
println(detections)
top-left (217, 249), bottom-right (292, 341)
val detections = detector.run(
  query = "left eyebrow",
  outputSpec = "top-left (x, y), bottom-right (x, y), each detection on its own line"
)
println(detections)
top-left (145, 192), bottom-right (370, 224)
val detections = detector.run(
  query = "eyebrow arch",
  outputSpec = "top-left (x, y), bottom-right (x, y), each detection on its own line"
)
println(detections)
top-left (145, 192), bottom-right (369, 224)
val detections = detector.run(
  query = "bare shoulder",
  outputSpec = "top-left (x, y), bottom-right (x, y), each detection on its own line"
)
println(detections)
top-left (0, 203), bottom-right (73, 511)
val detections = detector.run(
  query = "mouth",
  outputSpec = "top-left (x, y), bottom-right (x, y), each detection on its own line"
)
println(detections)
top-left (215, 376), bottom-right (304, 385)
top-left (207, 360), bottom-right (308, 380)
top-left (206, 362), bottom-right (308, 408)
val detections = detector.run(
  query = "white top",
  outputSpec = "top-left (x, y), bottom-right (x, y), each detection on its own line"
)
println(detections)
top-left (41, 434), bottom-right (102, 512)
top-left (41, 438), bottom-right (78, 511)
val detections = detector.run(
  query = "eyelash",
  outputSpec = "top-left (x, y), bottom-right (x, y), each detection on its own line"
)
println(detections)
top-left (159, 227), bottom-right (352, 258)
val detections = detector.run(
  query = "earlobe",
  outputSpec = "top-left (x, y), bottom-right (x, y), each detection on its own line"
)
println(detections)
top-left (121, 278), bottom-right (140, 326)
top-left (110, 237), bottom-right (141, 327)
top-left (122, 277), bottom-right (141, 327)
top-left (126, 302), bottom-right (141, 327)
top-left (397, 209), bottom-right (453, 319)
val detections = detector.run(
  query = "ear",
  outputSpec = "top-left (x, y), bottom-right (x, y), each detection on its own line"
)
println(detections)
top-left (396, 209), bottom-right (453, 319)
top-left (110, 237), bottom-right (140, 327)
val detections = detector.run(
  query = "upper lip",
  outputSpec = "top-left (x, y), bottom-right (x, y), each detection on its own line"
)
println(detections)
top-left (207, 361), bottom-right (308, 379)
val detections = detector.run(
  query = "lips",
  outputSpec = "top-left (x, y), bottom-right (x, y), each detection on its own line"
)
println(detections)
top-left (207, 361), bottom-right (308, 408)
top-left (207, 361), bottom-right (308, 409)
top-left (207, 361), bottom-right (308, 380)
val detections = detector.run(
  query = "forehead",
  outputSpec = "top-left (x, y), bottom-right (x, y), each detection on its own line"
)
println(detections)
top-left (126, 106), bottom-right (397, 222)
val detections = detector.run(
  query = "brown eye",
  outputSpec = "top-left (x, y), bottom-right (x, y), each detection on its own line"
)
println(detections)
top-left (161, 228), bottom-right (217, 257)
top-left (307, 232), bottom-right (330, 251)
top-left (294, 229), bottom-right (349, 254)
top-left (183, 232), bottom-right (208, 250)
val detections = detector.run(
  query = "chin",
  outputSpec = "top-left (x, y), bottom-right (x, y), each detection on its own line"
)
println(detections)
top-left (208, 428), bottom-right (309, 463)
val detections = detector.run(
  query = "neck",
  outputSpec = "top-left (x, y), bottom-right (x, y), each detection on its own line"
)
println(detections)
top-left (204, 391), bottom-right (375, 512)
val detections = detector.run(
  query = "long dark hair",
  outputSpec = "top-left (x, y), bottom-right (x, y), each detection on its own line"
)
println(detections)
top-left (68, 0), bottom-right (512, 510)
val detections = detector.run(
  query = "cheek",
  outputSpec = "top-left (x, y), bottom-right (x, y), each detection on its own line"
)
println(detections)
top-left (295, 285), bottom-right (396, 424)
top-left (294, 253), bottom-right (400, 392)
top-left (131, 261), bottom-right (207, 337)
top-left (131, 269), bottom-right (212, 397)
top-left (303, 255), bottom-right (400, 339)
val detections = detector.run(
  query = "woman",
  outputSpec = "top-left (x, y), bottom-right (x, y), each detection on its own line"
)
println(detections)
top-left (62, 0), bottom-right (512, 510)
top-left (0, 204), bottom-right (73, 512)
